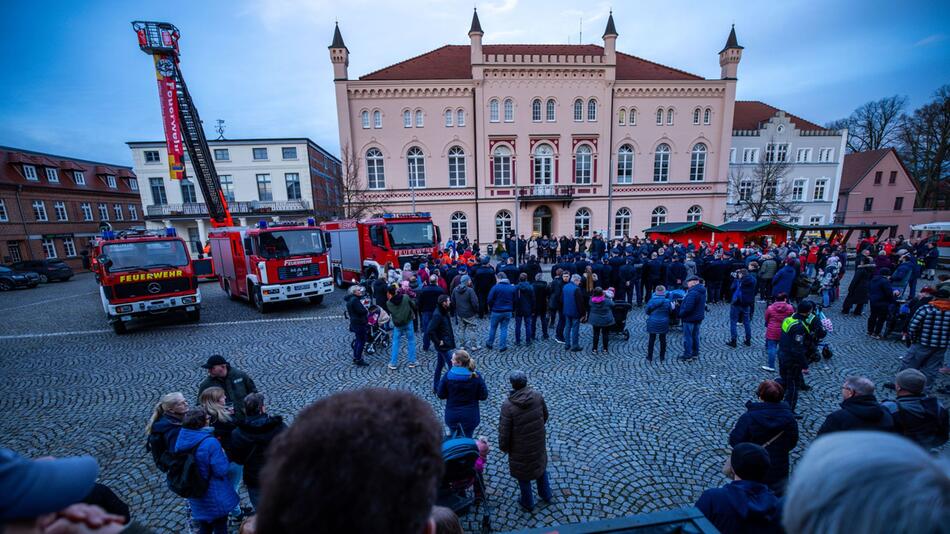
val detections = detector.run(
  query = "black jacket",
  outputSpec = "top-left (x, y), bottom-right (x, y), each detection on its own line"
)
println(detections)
top-left (198, 368), bottom-right (258, 420)
top-left (777, 313), bottom-right (811, 368)
top-left (230, 414), bottom-right (287, 488)
top-left (416, 284), bottom-right (444, 313)
top-left (531, 280), bottom-right (549, 315)
top-left (345, 294), bottom-right (368, 330)
top-left (728, 401), bottom-right (799, 490)
top-left (882, 395), bottom-right (949, 449)
top-left (817, 395), bottom-right (895, 436)
top-left (425, 307), bottom-right (456, 350)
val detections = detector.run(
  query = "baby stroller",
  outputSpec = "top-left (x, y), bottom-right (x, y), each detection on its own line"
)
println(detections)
top-left (883, 299), bottom-right (911, 341)
top-left (364, 305), bottom-right (392, 355)
top-left (812, 302), bottom-right (834, 361)
top-left (609, 301), bottom-right (632, 340)
top-left (437, 429), bottom-right (491, 533)
top-left (667, 288), bottom-right (687, 328)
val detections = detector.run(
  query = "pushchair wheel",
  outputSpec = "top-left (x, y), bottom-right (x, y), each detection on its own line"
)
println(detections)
top-left (366, 344), bottom-right (375, 355)
top-left (623, 329), bottom-right (630, 341)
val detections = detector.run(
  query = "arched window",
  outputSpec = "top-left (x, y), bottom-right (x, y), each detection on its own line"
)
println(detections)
top-left (629, 108), bottom-right (637, 126)
top-left (617, 144), bottom-right (634, 184)
top-left (574, 145), bottom-right (592, 184)
top-left (503, 98), bottom-right (514, 122)
top-left (690, 143), bottom-right (707, 182)
top-left (444, 110), bottom-right (453, 127)
top-left (361, 110), bottom-right (370, 129)
top-left (495, 210), bottom-right (512, 241)
top-left (686, 205), bottom-right (702, 223)
top-left (614, 207), bottom-right (631, 238)
top-left (693, 108), bottom-right (701, 125)
top-left (653, 143), bottom-right (670, 182)
top-left (533, 143), bottom-right (554, 187)
top-left (450, 211), bottom-right (468, 240)
top-left (666, 108), bottom-right (674, 125)
top-left (574, 208), bottom-right (591, 237)
top-left (403, 110), bottom-right (412, 128)
top-left (656, 108), bottom-right (664, 125)
top-left (492, 145), bottom-right (512, 186)
top-left (415, 110), bottom-right (424, 127)
top-left (651, 206), bottom-right (667, 227)
top-left (573, 99), bottom-right (584, 121)
top-left (366, 148), bottom-right (385, 190)
top-left (619, 109), bottom-right (626, 126)
top-left (407, 146), bottom-right (426, 188)
top-left (532, 99), bottom-right (542, 122)
top-left (448, 146), bottom-right (466, 187)
top-left (587, 99), bottom-right (597, 121)
top-left (457, 109), bottom-right (465, 126)
top-left (546, 99), bottom-right (556, 121)
top-left (703, 108), bottom-right (711, 125)
top-left (489, 99), bottom-right (499, 122)
top-left (373, 110), bottom-right (382, 128)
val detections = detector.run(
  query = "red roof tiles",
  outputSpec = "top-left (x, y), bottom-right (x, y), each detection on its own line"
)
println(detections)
top-left (840, 148), bottom-right (892, 192)
top-left (732, 101), bottom-right (826, 132)
top-left (359, 44), bottom-right (702, 81)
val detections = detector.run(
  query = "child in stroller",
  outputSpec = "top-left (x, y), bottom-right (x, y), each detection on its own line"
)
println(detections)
top-left (606, 287), bottom-right (632, 340)
top-left (364, 304), bottom-right (392, 355)
top-left (666, 287), bottom-right (687, 328)
top-left (437, 430), bottom-right (491, 532)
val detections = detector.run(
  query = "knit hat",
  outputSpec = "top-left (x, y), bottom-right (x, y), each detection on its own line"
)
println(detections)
top-left (730, 443), bottom-right (771, 483)
top-left (201, 354), bottom-right (228, 369)
top-left (895, 369), bottom-right (927, 394)
top-left (460, 275), bottom-right (471, 285)
top-left (685, 275), bottom-right (700, 283)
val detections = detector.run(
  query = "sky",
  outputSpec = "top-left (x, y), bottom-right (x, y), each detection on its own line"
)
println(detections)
top-left (1, 0), bottom-right (948, 166)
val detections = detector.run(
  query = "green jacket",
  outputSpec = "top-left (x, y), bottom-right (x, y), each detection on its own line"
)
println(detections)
top-left (386, 294), bottom-right (416, 328)
top-left (198, 367), bottom-right (258, 420)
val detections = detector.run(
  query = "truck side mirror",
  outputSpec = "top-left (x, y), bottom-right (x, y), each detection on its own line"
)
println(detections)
top-left (97, 255), bottom-right (112, 269)
top-left (435, 225), bottom-right (442, 245)
top-left (243, 237), bottom-right (253, 255)
top-left (324, 231), bottom-right (332, 249)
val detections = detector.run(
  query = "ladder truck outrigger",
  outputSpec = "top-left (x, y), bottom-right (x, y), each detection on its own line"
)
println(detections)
top-left (133, 21), bottom-right (333, 314)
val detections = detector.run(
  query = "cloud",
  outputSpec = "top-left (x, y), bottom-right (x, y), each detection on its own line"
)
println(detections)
top-left (480, 0), bottom-right (518, 15)
top-left (914, 34), bottom-right (946, 46)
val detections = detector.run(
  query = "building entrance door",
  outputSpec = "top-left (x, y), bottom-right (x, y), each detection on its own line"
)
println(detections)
top-left (533, 205), bottom-right (552, 236)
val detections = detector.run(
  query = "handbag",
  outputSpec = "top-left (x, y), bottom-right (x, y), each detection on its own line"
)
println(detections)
top-left (722, 430), bottom-right (785, 478)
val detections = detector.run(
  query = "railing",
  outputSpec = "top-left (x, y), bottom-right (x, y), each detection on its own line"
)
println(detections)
top-left (516, 185), bottom-right (575, 199)
top-left (146, 200), bottom-right (311, 218)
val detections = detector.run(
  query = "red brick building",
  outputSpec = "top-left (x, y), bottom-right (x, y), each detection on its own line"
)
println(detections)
top-left (0, 147), bottom-right (144, 270)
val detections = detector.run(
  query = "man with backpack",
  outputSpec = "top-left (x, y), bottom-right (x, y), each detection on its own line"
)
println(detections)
top-left (172, 409), bottom-right (238, 534)
top-left (230, 393), bottom-right (287, 510)
top-left (881, 369), bottom-right (949, 450)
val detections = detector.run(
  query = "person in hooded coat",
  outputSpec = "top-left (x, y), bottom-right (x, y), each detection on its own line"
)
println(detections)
top-left (645, 286), bottom-right (672, 361)
top-left (473, 257), bottom-right (497, 318)
top-left (728, 380), bottom-right (799, 495)
top-left (498, 370), bottom-right (552, 512)
top-left (696, 443), bottom-right (783, 534)
top-left (437, 350), bottom-right (488, 437)
top-left (173, 409), bottom-right (240, 533)
top-left (842, 250), bottom-right (874, 315)
top-left (229, 393), bottom-right (287, 509)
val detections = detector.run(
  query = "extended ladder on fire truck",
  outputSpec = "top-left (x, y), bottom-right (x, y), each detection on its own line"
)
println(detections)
top-left (132, 21), bottom-right (234, 228)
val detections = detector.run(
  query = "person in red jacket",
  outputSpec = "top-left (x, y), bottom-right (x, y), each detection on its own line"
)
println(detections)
top-left (805, 244), bottom-right (819, 278)
top-left (763, 293), bottom-right (794, 372)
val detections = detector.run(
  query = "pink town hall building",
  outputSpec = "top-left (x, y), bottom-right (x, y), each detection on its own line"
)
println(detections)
top-left (329, 11), bottom-right (744, 245)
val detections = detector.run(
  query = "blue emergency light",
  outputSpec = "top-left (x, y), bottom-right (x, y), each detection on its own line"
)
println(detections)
top-left (165, 227), bottom-right (177, 237)
top-left (102, 230), bottom-right (116, 240)
top-left (257, 219), bottom-right (268, 229)
top-left (307, 217), bottom-right (316, 226)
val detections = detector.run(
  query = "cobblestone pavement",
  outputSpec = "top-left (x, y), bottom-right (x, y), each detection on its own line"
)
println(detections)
top-left (1, 272), bottom-right (947, 532)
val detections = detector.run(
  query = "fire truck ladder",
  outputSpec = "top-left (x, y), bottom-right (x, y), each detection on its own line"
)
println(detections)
top-left (133, 21), bottom-right (234, 228)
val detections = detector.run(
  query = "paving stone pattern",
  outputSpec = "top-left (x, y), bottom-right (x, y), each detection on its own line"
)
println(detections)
top-left (0, 273), bottom-right (946, 532)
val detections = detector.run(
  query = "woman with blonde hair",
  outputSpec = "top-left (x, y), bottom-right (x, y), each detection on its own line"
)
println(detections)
top-left (436, 350), bottom-right (488, 436)
top-left (199, 386), bottom-right (244, 521)
top-left (146, 392), bottom-right (188, 470)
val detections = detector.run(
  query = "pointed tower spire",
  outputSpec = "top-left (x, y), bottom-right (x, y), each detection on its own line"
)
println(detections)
top-left (329, 22), bottom-right (347, 50)
top-left (718, 24), bottom-right (743, 79)
top-left (602, 10), bottom-right (618, 38)
top-left (719, 24), bottom-right (742, 54)
top-left (469, 8), bottom-right (483, 35)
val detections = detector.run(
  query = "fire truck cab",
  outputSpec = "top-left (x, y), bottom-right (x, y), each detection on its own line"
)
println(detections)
top-left (208, 219), bottom-right (333, 313)
top-left (320, 212), bottom-right (440, 286)
top-left (92, 228), bottom-right (201, 334)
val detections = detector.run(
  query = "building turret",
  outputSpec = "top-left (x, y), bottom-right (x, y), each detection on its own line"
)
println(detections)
top-left (719, 24), bottom-right (743, 80)
top-left (469, 8), bottom-right (483, 65)
top-left (602, 11), bottom-right (618, 64)
top-left (328, 22), bottom-right (349, 81)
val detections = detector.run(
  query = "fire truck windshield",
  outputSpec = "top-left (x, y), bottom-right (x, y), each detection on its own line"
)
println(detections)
top-left (102, 240), bottom-right (189, 272)
top-left (257, 230), bottom-right (326, 259)
top-left (386, 222), bottom-right (434, 248)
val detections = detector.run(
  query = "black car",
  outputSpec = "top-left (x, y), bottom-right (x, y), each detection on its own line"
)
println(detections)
top-left (0, 265), bottom-right (40, 291)
top-left (11, 259), bottom-right (74, 283)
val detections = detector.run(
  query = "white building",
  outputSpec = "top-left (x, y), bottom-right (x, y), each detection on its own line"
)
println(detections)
top-left (728, 101), bottom-right (847, 225)
top-left (127, 138), bottom-right (342, 252)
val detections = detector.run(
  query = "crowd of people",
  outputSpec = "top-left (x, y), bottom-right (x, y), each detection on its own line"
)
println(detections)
top-left (3, 231), bottom-right (949, 534)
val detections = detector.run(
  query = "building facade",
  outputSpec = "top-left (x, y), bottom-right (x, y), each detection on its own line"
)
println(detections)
top-left (127, 138), bottom-right (342, 253)
top-left (728, 101), bottom-right (847, 226)
top-left (330, 12), bottom-right (744, 243)
top-left (0, 147), bottom-right (143, 269)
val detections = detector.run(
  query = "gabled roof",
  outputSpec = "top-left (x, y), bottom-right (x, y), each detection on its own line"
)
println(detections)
top-left (840, 148), bottom-right (918, 194)
top-left (645, 221), bottom-right (722, 234)
top-left (732, 101), bottom-right (826, 132)
top-left (719, 220), bottom-right (797, 232)
top-left (359, 44), bottom-right (703, 81)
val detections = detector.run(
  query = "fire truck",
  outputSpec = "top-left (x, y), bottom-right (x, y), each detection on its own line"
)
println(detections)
top-left (92, 228), bottom-right (201, 334)
top-left (133, 21), bottom-right (333, 314)
top-left (208, 219), bottom-right (333, 313)
top-left (320, 212), bottom-right (440, 286)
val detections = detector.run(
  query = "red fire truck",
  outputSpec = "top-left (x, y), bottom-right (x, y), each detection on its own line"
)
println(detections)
top-left (133, 21), bottom-right (334, 315)
top-left (320, 212), bottom-right (440, 286)
top-left (92, 228), bottom-right (201, 334)
top-left (209, 219), bottom-right (333, 313)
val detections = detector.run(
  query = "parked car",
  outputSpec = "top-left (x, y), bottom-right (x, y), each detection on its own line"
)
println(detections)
top-left (0, 265), bottom-right (40, 291)
top-left (11, 259), bottom-right (74, 283)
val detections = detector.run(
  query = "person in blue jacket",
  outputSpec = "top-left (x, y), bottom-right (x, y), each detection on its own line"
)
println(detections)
top-left (696, 443), bottom-right (783, 534)
top-left (867, 268), bottom-right (897, 338)
top-left (890, 254), bottom-right (914, 298)
top-left (513, 273), bottom-right (536, 346)
top-left (486, 273), bottom-right (517, 351)
top-left (727, 269), bottom-right (758, 348)
top-left (645, 285), bottom-right (672, 362)
top-left (770, 263), bottom-right (797, 301)
top-left (678, 275), bottom-right (707, 361)
top-left (173, 408), bottom-right (239, 534)
top-left (437, 350), bottom-right (488, 437)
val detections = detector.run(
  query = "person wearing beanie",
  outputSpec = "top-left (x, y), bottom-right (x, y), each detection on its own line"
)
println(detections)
top-left (696, 443), bottom-right (783, 534)
top-left (899, 288), bottom-right (950, 390)
top-left (882, 369), bottom-right (949, 449)
top-left (498, 371), bottom-right (551, 512)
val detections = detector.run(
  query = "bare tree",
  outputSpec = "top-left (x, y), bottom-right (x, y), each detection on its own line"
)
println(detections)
top-left (829, 95), bottom-right (908, 153)
top-left (898, 85), bottom-right (950, 210)
top-left (726, 149), bottom-right (802, 222)
top-left (339, 144), bottom-right (386, 219)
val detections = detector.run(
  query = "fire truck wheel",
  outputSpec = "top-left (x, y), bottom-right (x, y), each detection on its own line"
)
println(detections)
top-left (39, 274), bottom-right (49, 284)
top-left (253, 287), bottom-right (270, 314)
top-left (185, 309), bottom-right (201, 322)
top-left (223, 280), bottom-right (238, 301)
top-left (333, 268), bottom-right (345, 288)
top-left (111, 320), bottom-right (127, 335)
top-left (309, 295), bottom-right (324, 306)
top-left (0, 280), bottom-right (12, 291)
